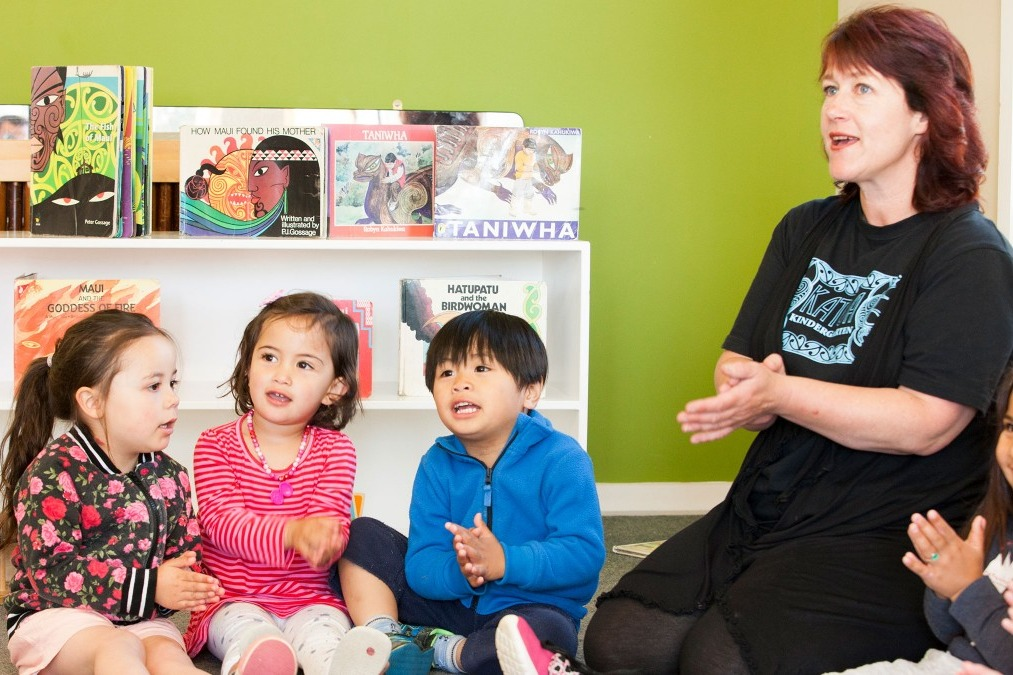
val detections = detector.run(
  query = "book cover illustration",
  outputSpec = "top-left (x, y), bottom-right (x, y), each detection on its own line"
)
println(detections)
top-left (334, 299), bottom-right (374, 399)
top-left (327, 124), bottom-right (434, 238)
top-left (179, 125), bottom-right (327, 237)
top-left (398, 278), bottom-right (547, 396)
top-left (14, 275), bottom-right (160, 385)
top-left (29, 65), bottom-right (123, 237)
top-left (433, 126), bottom-right (581, 240)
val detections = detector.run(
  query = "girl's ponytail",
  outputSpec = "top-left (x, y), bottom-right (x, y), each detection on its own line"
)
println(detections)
top-left (0, 358), bottom-right (57, 549)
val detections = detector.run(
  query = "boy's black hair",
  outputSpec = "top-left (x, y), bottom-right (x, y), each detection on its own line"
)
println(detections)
top-left (424, 310), bottom-right (547, 392)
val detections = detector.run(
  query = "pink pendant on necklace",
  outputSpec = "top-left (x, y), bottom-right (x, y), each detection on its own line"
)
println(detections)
top-left (245, 412), bottom-right (309, 507)
top-left (271, 481), bottom-right (294, 505)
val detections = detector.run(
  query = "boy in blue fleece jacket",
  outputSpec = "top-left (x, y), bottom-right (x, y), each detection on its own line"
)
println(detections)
top-left (332, 309), bottom-right (605, 674)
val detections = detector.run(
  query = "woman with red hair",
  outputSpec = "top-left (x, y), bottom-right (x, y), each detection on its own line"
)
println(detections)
top-left (577, 6), bottom-right (1013, 674)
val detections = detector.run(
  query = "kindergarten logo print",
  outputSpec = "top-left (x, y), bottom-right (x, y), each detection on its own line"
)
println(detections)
top-left (782, 258), bottom-right (900, 365)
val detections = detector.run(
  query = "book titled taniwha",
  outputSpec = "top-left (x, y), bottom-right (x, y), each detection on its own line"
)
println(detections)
top-left (433, 126), bottom-right (581, 240)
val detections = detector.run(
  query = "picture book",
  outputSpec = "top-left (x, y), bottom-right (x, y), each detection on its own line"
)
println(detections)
top-left (126, 64), bottom-right (151, 235)
top-left (398, 278), bottom-right (547, 396)
top-left (14, 275), bottom-right (160, 386)
top-left (179, 125), bottom-right (327, 237)
top-left (433, 126), bottom-right (581, 240)
top-left (611, 541), bottom-right (664, 559)
top-left (326, 124), bottom-right (435, 238)
top-left (30, 65), bottom-right (124, 237)
top-left (334, 299), bottom-right (374, 399)
top-left (133, 67), bottom-right (154, 236)
top-left (119, 65), bottom-right (136, 238)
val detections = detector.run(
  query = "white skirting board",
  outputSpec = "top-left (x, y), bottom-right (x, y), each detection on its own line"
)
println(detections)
top-left (596, 481), bottom-right (731, 515)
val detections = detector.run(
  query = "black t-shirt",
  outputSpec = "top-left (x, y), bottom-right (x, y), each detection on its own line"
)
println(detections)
top-left (726, 197), bottom-right (1012, 411)
top-left (723, 196), bottom-right (1013, 529)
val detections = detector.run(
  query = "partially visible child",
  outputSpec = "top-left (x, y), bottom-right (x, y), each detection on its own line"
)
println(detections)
top-left (183, 292), bottom-right (389, 675)
top-left (817, 365), bottom-right (1013, 675)
top-left (334, 309), bottom-right (606, 674)
top-left (0, 310), bottom-right (223, 674)
top-left (895, 363), bottom-right (1013, 673)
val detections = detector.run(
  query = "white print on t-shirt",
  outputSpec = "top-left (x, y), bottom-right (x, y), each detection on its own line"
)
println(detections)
top-left (984, 551), bottom-right (1013, 593)
top-left (783, 258), bottom-right (901, 365)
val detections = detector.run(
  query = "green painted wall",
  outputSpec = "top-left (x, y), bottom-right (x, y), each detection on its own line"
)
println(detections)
top-left (1, 0), bottom-right (837, 483)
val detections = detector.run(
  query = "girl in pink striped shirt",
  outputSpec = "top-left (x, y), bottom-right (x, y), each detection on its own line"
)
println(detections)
top-left (183, 292), bottom-right (389, 675)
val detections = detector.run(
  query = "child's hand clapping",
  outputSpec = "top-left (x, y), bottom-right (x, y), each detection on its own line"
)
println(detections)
top-left (445, 513), bottom-right (504, 587)
top-left (284, 515), bottom-right (346, 569)
top-left (154, 551), bottom-right (224, 611)
top-left (902, 510), bottom-right (986, 601)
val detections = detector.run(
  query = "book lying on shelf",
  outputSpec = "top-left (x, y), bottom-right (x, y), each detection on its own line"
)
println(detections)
top-left (611, 541), bottom-right (664, 559)
top-left (334, 299), bottom-right (374, 398)
top-left (327, 124), bottom-right (435, 238)
top-left (179, 125), bottom-right (327, 237)
top-left (398, 278), bottom-right (547, 397)
top-left (14, 275), bottom-right (160, 385)
top-left (433, 126), bottom-right (581, 240)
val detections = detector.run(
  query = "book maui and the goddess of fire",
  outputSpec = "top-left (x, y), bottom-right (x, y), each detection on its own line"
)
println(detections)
top-left (14, 275), bottom-right (160, 385)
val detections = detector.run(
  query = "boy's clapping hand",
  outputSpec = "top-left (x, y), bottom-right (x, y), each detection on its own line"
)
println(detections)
top-left (446, 513), bottom-right (505, 587)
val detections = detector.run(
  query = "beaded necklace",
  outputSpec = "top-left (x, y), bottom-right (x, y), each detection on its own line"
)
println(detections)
top-left (245, 411), bottom-right (311, 505)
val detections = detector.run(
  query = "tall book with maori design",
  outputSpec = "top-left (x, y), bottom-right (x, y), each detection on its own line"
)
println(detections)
top-left (29, 65), bottom-right (123, 237)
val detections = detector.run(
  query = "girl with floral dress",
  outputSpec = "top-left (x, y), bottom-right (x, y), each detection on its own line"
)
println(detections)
top-left (0, 310), bottom-right (224, 674)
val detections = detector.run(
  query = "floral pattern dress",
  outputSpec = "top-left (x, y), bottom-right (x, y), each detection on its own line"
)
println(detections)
top-left (4, 425), bottom-right (202, 637)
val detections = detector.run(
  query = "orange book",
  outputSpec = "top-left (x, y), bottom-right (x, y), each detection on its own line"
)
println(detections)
top-left (13, 275), bottom-right (160, 386)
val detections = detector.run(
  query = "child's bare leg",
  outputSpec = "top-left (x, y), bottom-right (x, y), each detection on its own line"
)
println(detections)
top-left (144, 635), bottom-right (204, 675)
top-left (44, 625), bottom-right (148, 674)
top-left (337, 558), bottom-right (398, 625)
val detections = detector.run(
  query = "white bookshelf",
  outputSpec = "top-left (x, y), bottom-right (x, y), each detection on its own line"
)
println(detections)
top-left (0, 234), bottom-right (590, 533)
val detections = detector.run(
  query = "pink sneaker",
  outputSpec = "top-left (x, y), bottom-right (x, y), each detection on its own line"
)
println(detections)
top-left (495, 614), bottom-right (589, 675)
top-left (232, 634), bottom-right (298, 675)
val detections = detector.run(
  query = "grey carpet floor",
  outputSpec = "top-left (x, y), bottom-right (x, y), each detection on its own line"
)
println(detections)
top-left (0, 515), bottom-right (695, 673)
